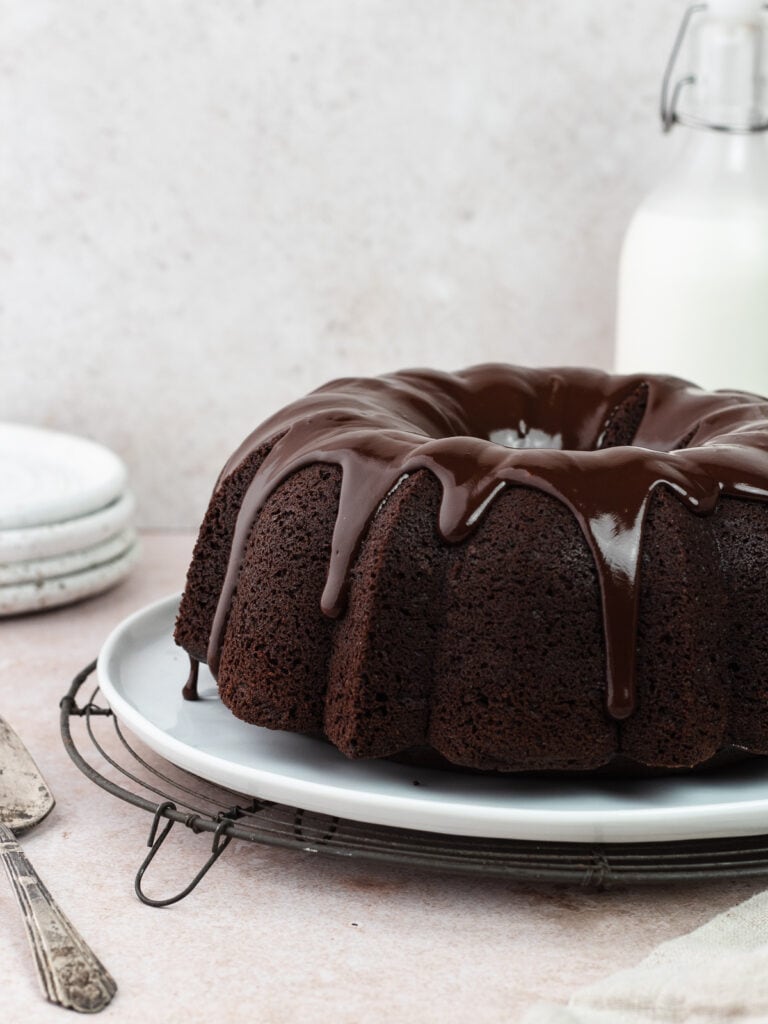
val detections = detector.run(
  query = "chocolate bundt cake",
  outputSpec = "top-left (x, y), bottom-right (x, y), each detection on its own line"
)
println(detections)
top-left (175, 365), bottom-right (768, 772)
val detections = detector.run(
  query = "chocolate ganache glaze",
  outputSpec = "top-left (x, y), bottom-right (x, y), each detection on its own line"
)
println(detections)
top-left (196, 365), bottom-right (768, 722)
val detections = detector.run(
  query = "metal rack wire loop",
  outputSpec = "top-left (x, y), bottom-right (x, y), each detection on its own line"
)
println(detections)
top-left (134, 803), bottom-right (235, 907)
top-left (60, 661), bottom-right (768, 902)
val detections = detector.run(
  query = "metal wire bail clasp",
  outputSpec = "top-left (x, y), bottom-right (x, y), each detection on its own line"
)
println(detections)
top-left (661, 3), bottom-right (708, 132)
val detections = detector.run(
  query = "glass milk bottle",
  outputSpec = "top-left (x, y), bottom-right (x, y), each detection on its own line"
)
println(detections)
top-left (615, 0), bottom-right (768, 394)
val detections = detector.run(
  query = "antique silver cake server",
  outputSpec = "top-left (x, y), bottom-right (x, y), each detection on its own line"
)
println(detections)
top-left (0, 716), bottom-right (117, 1013)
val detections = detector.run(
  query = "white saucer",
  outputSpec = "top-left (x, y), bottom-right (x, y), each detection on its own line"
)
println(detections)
top-left (0, 529), bottom-right (136, 586)
top-left (0, 423), bottom-right (128, 530)
top-left (0, 491), bottom-right (136, 563)
top-left (0, 542), bottom-right (139, 616)
top-left (97, 593), bottom-right (768, 844)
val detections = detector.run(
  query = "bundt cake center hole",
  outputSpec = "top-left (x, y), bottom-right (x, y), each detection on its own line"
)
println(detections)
top-left (488, 426), bottom-right (564, 451)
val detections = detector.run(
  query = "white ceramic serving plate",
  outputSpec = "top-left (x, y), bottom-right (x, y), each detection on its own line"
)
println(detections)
top-left (0, 423), bottom-right (128, 530)
top-left (0, 543), bottom-right (139, 616)
top-left (0, 492), bottom-right (136, 563)
top-left (96, 593), bottom-right (768, 844)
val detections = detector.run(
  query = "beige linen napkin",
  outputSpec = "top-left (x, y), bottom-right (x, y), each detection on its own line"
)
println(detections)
top-left (523, 889), bottom-right (768, 1024)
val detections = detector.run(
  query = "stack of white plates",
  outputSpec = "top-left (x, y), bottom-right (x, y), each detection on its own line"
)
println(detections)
top-left (0, 423), bottom-right (139, 616)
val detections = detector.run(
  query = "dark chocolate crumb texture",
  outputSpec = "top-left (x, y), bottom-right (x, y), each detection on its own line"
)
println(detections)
top-left (175, 365), bottom-right (768, 771)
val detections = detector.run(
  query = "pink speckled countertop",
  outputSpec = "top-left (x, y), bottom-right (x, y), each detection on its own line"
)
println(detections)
top-left (1, 532), bottom-right (765, 1024)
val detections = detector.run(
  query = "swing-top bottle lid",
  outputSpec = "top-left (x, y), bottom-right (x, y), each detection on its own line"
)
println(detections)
top-left (661, 1), bottom-right (768, 133)
top-left (707, 0), bottom-right (763, 22)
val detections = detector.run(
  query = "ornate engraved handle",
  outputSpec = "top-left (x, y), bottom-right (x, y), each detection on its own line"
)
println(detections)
top-left (0, 822), bottom-right (117, 1012)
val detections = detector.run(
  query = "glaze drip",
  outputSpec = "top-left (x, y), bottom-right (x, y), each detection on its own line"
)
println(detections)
top-left (205, 365), bottom-right (768, 719)
top-left (182, 655), bottom-right (200, 702)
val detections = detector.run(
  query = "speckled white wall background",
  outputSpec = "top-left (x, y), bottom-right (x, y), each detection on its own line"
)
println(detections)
top-left (1, 0), bottom-right (688, 527)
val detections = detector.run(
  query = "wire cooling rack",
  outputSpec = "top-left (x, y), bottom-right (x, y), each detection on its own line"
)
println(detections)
top-left (60, 661), bottom-right (768, 904)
